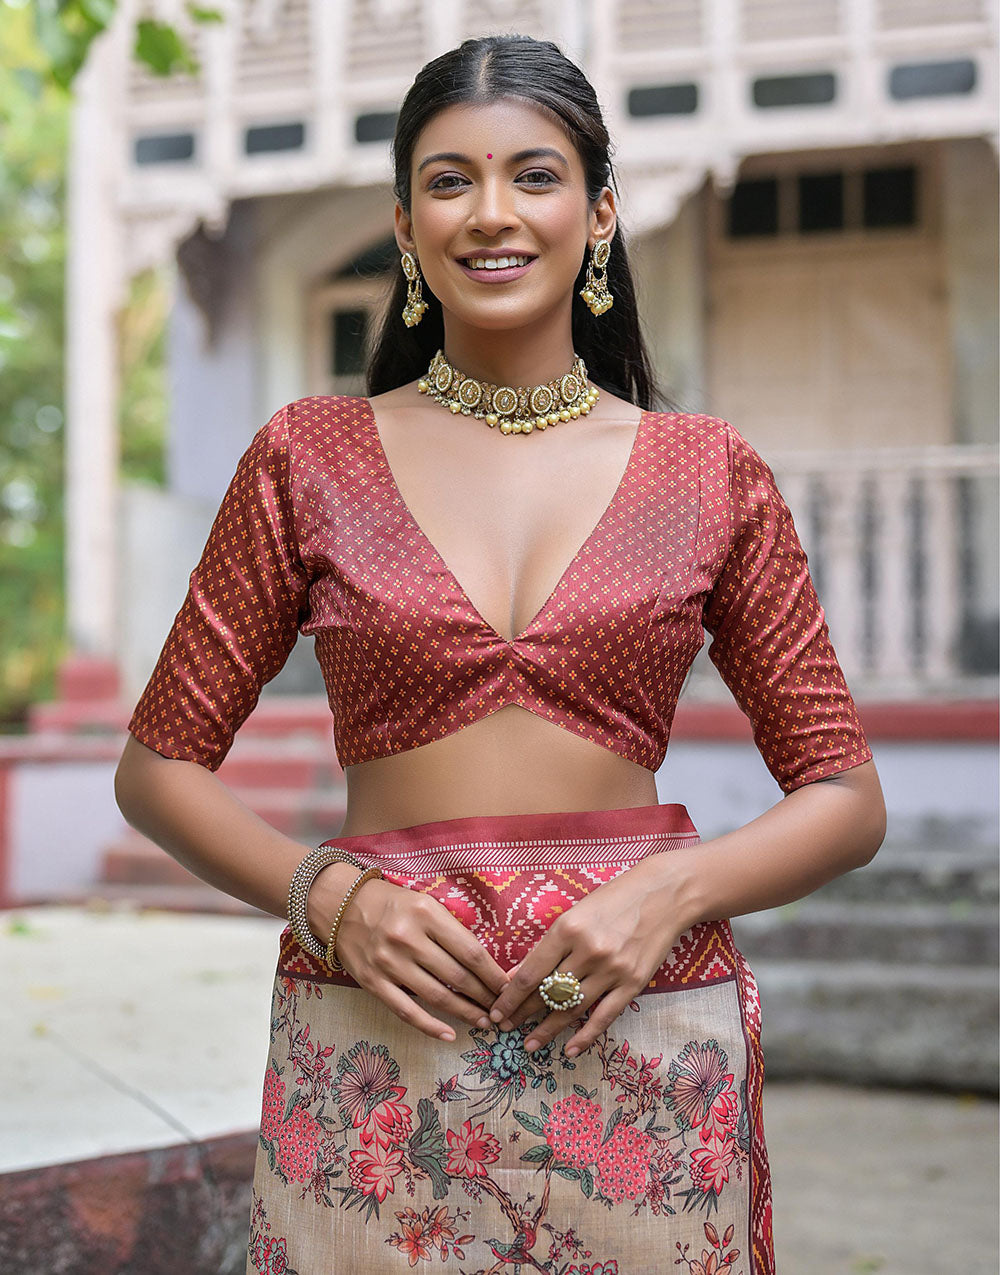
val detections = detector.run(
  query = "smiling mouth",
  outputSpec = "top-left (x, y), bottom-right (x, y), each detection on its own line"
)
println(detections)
top-left (459, 254), bottom-right (536, 271)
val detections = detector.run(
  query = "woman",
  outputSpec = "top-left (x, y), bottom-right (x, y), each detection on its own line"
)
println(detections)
top-left (115, 34), bottom-right (885, 1275)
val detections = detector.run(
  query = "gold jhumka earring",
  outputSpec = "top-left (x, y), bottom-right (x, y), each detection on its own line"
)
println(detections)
top-left (400, 251), bottom-right (428, 327)
top-left (580, 239), bottom-right (613, 315)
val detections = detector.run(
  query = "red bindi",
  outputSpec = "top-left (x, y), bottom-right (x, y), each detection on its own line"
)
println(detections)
top-left (486, 153), bottom-right (492, 159)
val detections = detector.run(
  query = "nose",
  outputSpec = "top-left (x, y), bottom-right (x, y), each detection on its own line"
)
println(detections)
top-left (466, 176), bottom-right (520, 239)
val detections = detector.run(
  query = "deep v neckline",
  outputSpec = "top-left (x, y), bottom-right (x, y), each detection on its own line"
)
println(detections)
top-left (362, 397), bottom-right (648, 647)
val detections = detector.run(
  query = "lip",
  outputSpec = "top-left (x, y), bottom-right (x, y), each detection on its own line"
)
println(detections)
top-left (456, 257), bottom-right (536, 283)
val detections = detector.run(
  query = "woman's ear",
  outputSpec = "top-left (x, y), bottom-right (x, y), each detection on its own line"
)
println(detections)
top-left (590, 186), bottom-right (617, 246)
top-left (395, 203), bottom-right (416, 257)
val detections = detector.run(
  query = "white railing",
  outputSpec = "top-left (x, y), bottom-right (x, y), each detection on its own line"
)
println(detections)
top-left (689, 443), bottom-right (1000, 698)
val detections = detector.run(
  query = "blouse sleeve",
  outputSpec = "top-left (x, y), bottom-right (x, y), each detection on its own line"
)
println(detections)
top-left (702, 420), bottom-right (873, 794)
top-left (127, 402), bottom-right (310, 771)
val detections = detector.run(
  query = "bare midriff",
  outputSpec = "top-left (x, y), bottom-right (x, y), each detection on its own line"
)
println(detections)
top-left (338, 704), bottom-right (658, 836)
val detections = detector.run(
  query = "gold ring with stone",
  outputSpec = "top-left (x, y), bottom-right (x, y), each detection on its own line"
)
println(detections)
top-left (537, 969), bottom-right (585, 1012)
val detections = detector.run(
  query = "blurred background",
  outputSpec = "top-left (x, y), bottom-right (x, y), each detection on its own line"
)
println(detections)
top-left (0, 1), bottom-right (997, 1272)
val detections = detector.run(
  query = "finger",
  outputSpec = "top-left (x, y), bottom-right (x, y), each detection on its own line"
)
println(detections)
top-left (488, 944), bottom-right (574, 1027)
top-left (438, 923), bottom-right (511, 995)
top-left (562, 987), bottom-right (637, 1057)
top-left (433, 928), bottom-right (512, 1004)
top-left (423, 899), bottom-right (512, 994)
top-left (519, 975), bottom-right (614, 1052)
top-left (368, 977), bottom-right (463, 1042)
top-left (416, 940), bottom-right (502, 1013)
top-left (399, 963), bottom-right (497, 1031)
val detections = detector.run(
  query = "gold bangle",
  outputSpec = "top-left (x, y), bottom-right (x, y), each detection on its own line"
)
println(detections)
top-left (286, 845), bottom-right (369, 961)
top-left (325, 866), bottom-right (383, 972)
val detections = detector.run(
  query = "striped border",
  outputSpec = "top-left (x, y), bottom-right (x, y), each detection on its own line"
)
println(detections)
top-left (321, 829), bottom-right (702, 877)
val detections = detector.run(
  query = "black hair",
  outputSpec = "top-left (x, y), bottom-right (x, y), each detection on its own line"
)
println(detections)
top-left (366, 33), bottom-right (670, 410)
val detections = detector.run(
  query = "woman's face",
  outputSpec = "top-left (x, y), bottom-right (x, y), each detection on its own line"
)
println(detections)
top-left (396, 97), bottom-right (615, 333)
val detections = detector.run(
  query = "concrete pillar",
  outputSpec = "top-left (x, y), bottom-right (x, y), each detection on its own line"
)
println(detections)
top-left (940, 137), bottom-right (1000, 669)
top-left (630, 182), bottom-right (709, 414)
top-left (64, 22), bottom-right (128, 663)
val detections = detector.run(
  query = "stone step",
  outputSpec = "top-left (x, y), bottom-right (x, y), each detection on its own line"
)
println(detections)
top-left (101, 787), bottom-right (348, 890)
top-left (749, 959), bottom-right (999, 1090)
top-left (731, 899), bottom-right (999, 965)
top-left (226, 786), bottom-right (347, 842)
top-left (50, 883), bottom-right (268, 916)
top-left (102, 831), bottom-right (207, 887)
top-left (0, 1132), bottom-right (257, 1275)
top-left (814, 844), bottom-right (999, 906)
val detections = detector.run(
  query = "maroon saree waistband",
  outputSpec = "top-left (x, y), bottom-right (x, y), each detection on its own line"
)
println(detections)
top-left (318, 802), bottom-right (699, 878)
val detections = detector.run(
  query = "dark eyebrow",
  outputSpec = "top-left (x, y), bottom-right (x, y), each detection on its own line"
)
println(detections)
top-left (416, 147), bottom-right (569, 175)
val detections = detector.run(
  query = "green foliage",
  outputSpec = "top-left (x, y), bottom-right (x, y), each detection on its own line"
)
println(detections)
top-left (0, 2), bottom-right (70, 722)
top-left (26, 1), bottom-right (225, 91)
top-left (0, 0), bottom-right (222, 722)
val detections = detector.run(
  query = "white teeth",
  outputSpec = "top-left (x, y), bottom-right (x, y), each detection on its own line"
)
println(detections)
top-left (466, 255), bottom-right (530, 270)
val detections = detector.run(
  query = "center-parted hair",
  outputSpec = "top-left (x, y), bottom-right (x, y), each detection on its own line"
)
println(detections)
top-left (366, 33), bottom-right (666, 409)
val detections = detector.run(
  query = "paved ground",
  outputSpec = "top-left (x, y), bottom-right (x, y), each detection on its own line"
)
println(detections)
top-left (3, 905), bottom-right (997, 1273)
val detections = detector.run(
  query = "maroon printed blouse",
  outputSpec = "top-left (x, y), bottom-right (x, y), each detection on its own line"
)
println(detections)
top-left (127, 396), bottom-right (872, 793)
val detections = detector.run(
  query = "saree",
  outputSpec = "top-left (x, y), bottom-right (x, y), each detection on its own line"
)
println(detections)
top-left (247, 802), bottom-right (774, 1274)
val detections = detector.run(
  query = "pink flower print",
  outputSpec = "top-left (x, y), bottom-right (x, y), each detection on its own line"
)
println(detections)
top-left (388, 1205), bottom-right (475, 1264)
top-left (664, 1040), bottom-right (732, 1134)
top-left (445, 1118), bottom-right (502, 1178)
top-left (250, 1234), bottom-right (268, 1271)
top-left (544, 1093), bottom-right (604, 1168)
top-left (594, 1124), bottom-right (651, 1203)
top-left (355, 1082), bottom-right (413, 1149)
top-left (276, 1107), bottom-right (321, 1182)
top-left (332, 1041), bottom-right (400, 1127)
top-left (264, 1237), bottom-right (289, 1274)
top-left (689, 1133), bottom-right (737, 1196)
top-left (388, 1210), bottom-right (433, 1265)
top-left (700, 1084), bottom-right (740, 1145)
top-left (349, 1141), bottom-right (405, 1201)
top-left (260, 1068), bottom-right (286, 1141)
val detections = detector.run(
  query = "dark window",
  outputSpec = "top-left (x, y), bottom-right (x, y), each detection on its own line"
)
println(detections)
top-left (134, 132), bottom-right (195, 164)
top-left (627, 82), bottom-right (699, 117)
top-left (798, 171), bottom-right (844, 232)
top-left (753, 72), bottom-right (836, 109)
top-left (889, 59), bottom-right (977, 100)
top-left (355, 111), bottom-right (397, 144)
top-left (245, 122), bottom-right (305, 154)
top-left (863, 166), bottom-right (917, 228)
top-left (728, 178), bottom-right (779, 237)
top-left (330, 308), bottom-right (369, 378)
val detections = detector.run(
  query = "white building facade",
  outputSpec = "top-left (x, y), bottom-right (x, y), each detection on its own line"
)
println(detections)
top-left (65, 0), bottom-right (999, 713)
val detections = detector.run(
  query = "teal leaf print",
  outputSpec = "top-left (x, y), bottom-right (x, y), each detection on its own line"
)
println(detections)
top-left (737, 1078), bottom-right (751, 1154)
top-left (581, 1166), bottom-right (594, 1197)
top-left (519, 1143), bottom-right (552, 1163)
top-left (408, 1097), bottom-right (450, 1199)
top-left (600, 1105), bottom-right (626, 1145)
top-left (513, 1108), bottom-right (546, 1136)
top-left (283, 1087), bottom-right (303, 1123)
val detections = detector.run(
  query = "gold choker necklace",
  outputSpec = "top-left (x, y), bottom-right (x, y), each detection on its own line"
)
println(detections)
top-left (417, 349), bottom-right (599, 435)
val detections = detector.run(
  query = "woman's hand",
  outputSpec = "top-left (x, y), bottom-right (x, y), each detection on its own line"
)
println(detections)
top-left (486, 859), bottom-right (682, 1058)
top-left (324, 873), bottom-right (513, 1043)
